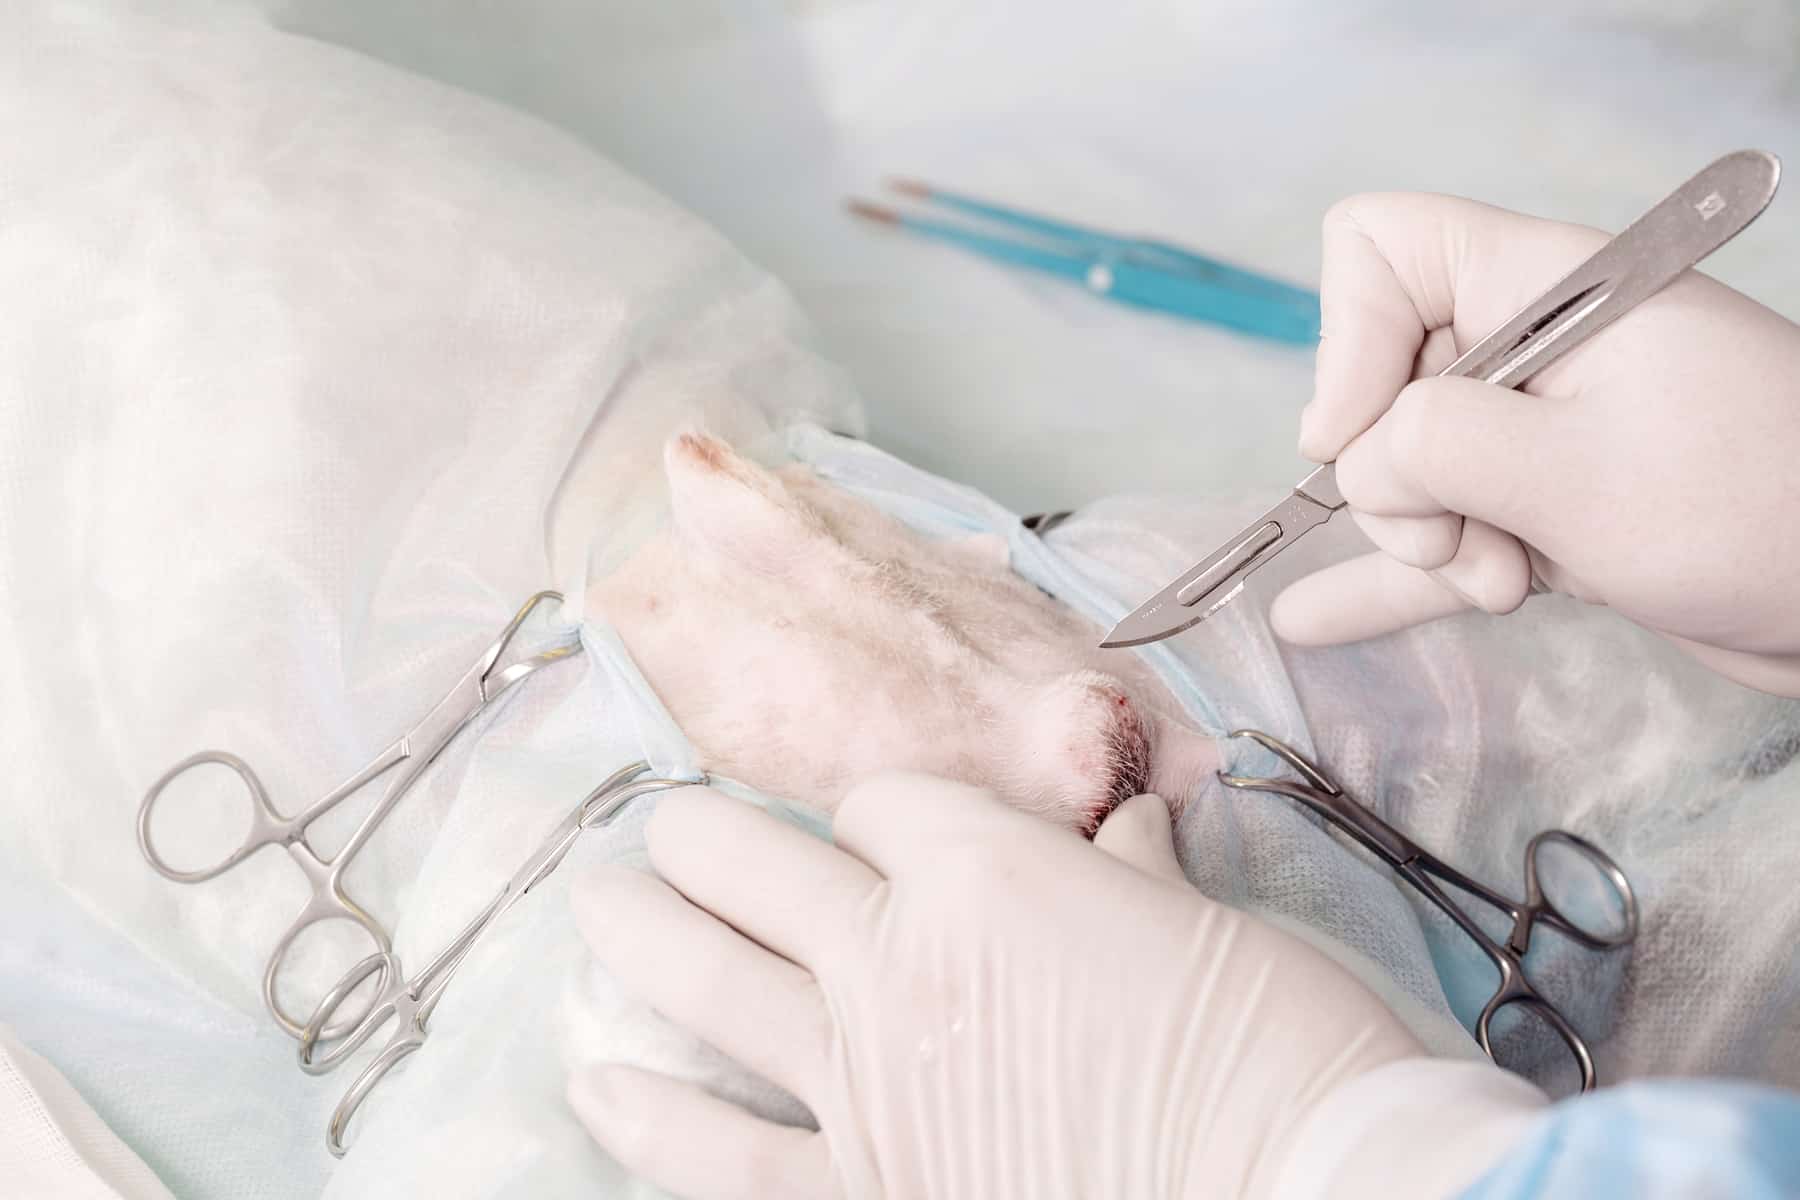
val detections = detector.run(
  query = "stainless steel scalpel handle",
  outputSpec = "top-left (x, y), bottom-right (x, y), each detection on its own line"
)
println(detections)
top-left (1101, 149), bottom-right (1782, 648)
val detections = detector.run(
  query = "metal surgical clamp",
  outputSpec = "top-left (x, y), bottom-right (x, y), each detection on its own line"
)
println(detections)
top-left (296, 763), bottom-right (698, 1157)
top-left (137, 591), bottom-right (582, 1039)
top-left (1219, 730), bottom-right (1639, 1092)
top-left (1102, 149), bottom-right (1782, 648)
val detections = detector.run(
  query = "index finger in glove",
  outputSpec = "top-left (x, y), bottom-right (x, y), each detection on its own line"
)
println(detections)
top-left (646, 787), bottom-right (882, 973)
top-left (1092, 793), bottom-right (1189, 885)
top-left (1302, 192), bottom-right (1604, 463)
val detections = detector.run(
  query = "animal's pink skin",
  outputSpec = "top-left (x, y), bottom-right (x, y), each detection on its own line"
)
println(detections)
top-left (591, 433), bottom-right (1219, 834)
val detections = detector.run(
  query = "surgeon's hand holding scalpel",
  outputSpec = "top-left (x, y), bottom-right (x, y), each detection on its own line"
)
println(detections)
top-left (1274, 190), bottom-right (1800, 697)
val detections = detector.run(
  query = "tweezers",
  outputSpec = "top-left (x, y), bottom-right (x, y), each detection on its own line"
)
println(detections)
top-left (847, 179), bottom-right (1322, 345)
top-left (1101, 149), bottom-right (1782, 649)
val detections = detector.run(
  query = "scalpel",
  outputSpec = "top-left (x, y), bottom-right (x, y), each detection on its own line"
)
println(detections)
top-left (1100, 149), bottom-right (1781, 649)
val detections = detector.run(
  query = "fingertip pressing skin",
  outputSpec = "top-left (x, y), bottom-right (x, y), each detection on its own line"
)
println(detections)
top-left (1091, 793), bottom-right (1187, 884)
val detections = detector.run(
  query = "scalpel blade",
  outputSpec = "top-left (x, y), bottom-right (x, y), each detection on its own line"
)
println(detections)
top-left (1100, 471), bottom-right (1341, 648)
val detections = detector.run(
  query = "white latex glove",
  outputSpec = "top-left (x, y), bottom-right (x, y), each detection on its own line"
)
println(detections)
top-left (567, 777), bottom-right (1547, 1198)
top-left (1274, 192), bottom-right (1800, 698)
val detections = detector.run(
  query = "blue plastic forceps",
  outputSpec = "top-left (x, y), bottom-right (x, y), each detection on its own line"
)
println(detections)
top-left (1219, 729), bottom-right (1639, 1091)
top-left (137, 591), bottom-right (582, 1039)
top-left (847, 179), bottom-right (1321, 344)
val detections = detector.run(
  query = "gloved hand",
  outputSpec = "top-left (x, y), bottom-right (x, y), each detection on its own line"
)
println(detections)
top-left (567, 777), bottom-right (1546, 1198)
top-left (1273, 192), bottom-right (1800, 698)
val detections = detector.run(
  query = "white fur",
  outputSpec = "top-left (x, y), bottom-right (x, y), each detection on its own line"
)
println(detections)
top-left (591, 433), bottom-right (1218, 831)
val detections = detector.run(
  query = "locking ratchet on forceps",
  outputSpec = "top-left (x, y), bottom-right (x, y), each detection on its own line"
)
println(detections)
top-left (138, 591), bottom-right (582, 1039)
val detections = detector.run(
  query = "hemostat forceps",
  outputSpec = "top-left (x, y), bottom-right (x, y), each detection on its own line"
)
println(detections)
top-left (1219, 730), bottom-right (1639, 1092)
top-left (847, 179), bottom-right (1322, 344)
top-left (1102, 149), bottom-right (1782, 648)
top-left (138, 591), bottom-right (582, 1039)
top-left (296, 763), bottom-right (699, 1157)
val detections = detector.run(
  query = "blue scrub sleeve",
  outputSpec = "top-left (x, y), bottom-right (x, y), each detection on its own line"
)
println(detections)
top-left (1459, 1080), bottom-right (1800, 1199)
